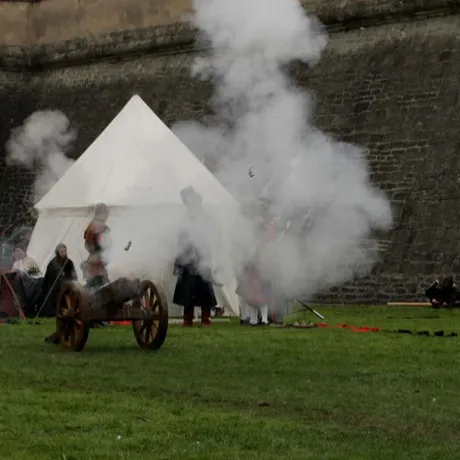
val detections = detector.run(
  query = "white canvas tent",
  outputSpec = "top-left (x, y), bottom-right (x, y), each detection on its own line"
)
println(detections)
top-left (28, 95), bottom-right (241, 316)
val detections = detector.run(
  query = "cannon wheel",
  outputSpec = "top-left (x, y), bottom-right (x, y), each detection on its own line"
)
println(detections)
top-left (132, 280), bottom-right (168, 350)
top-left (56, 282), bottom-right (90, 352)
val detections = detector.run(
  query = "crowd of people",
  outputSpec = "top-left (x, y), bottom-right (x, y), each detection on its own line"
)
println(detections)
top-left (7, 203), bottom-right (111, 323)
top-left (6, 185), bottom-right (281, 331)
top-left (6, 185), bottom-right (457, 338)
top-left (9, 243), bottom-right (77, 318)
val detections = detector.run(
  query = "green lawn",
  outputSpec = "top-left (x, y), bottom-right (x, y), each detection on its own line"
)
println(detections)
top-left (1, 306), bottom-right (460, 460)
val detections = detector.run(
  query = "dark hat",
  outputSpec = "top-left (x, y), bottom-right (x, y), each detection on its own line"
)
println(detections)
top-left (55, 243), bottom-right (66, 256)
top-left (94, 203), bottom-right (110, 217)
top-left (180, 186), bottom-right (203, 206)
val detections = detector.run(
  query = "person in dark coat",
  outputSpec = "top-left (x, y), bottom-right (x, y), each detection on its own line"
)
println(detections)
top-left (425, 276), bottom-right (458, 308)
top-left (173, 186), bottom-right (218, 327)
top-left (40, 243), bottom-right (77, 317)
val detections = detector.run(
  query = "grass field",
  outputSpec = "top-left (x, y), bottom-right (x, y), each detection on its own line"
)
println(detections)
top-left (1, 306), bottom-right (460, 460)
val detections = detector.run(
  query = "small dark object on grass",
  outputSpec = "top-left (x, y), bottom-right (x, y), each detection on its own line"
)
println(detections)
top-left (1, 319), bottom-right (20, 325)
top-left (44, 333), bottom-right (60, 344)
top-left (387, 316), bottom-right (440, 320)
top-left (90, 321), bottom-right (110, 329)
top-left (259, 402), bottom-right (269, 407)
top-left (395, 329), bottom-right (457, 337)
top-left (278, 321), bottom-right (316, 329)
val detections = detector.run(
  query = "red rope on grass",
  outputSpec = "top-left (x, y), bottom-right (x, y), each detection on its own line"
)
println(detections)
top-left (316, 323), bottom-right (380, 333)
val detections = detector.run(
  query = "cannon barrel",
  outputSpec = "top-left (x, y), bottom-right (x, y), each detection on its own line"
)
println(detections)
top-left (83, 277), bottom-right (162, 323)
top-left (88, 277), bottom-right (142, 309)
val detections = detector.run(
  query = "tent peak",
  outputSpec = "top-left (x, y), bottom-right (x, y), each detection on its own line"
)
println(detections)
top-left (34, 94), bottom-right (238, 211)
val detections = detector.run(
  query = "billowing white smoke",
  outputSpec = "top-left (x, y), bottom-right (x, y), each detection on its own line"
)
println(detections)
top-left (6, 110), bottom-right (76, 202)
top-left (174, 0), bottom-right (393, 299)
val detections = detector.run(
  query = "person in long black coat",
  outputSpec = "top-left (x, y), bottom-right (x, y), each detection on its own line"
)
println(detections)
top-left (40, 243), bottom-right (77, 317)
top-left (173, 186), bottom-right (218, 327)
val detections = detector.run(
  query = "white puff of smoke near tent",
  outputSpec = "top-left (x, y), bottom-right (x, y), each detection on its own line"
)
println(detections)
top-left (6, 110), bottom-right (76, 202)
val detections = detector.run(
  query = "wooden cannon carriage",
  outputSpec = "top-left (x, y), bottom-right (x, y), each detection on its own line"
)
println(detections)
top-left (56, 277), bottom-right (168, 351)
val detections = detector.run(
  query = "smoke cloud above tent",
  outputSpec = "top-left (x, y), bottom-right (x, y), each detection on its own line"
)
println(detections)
top-left (173, 0), bottom-right (393, 299)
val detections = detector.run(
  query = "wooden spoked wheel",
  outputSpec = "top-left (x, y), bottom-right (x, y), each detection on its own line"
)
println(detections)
top-left (132, 280), bottom-right (168, 350)
top-left (56, 282), bottom-right (90, 352)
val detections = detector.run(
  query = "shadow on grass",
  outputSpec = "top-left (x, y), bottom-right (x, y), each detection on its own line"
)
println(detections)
top-left (37, 341), bottom-right (174, 355)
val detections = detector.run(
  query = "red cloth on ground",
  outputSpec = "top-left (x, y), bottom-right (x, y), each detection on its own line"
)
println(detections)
top-left (317, 323), bottom-right (380, 333)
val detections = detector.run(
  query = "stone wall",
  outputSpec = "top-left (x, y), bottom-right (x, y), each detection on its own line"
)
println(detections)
top-left (308, 16), bottom-right (460, 303)
top-left (0, 1), bottom-right (459, 302)
top-left (0, 71), bottom-right (39, 231)
top-left (1, 0), bottom-right (457, 47)
top-left (0, 0), bottom-right (192, 46)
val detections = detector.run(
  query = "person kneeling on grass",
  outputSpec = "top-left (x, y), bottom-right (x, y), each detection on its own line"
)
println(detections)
top-left (425, 276), bottom-right (458, 308)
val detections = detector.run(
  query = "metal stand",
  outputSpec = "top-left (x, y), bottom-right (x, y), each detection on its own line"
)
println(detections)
top-left (0, 243), bottom-right (5, 269)
top-left (295, 299), bottom-right (325, 320)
